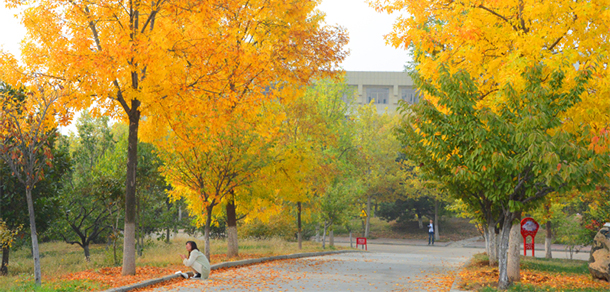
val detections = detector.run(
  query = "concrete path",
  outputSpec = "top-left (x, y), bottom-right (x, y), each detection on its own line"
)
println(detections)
top-left (335, 236), bottom-right (591, 261)
top-left (151, 243), bottom-right (480, 292)
top-left (147, 239), bottom-right (591, 292)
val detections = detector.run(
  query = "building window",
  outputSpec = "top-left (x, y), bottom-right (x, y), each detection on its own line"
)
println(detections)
top-left (401, 87), bottom-right (421, 104)
top-left (366, 88), bottom-right (389, 104)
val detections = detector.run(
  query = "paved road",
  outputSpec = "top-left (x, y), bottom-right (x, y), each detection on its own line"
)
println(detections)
top-left (151, 244), bottom-right (480, 292)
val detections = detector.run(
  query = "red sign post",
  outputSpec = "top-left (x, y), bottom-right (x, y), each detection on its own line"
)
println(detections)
top-left (356, 237), bottom-right (367, 250)
top-left (520, 217), bottom-right (539, 256)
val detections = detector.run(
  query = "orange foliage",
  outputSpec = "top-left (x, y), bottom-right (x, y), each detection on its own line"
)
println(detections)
top-left (458, 264), bottom-right (610, 291)
top-left (56, 253), bottom-right (271, 290)
top-left (59, 266), bottom-right (181, 290)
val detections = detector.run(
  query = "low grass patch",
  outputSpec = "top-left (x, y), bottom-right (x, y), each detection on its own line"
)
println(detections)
top-left (479, 283), bottom-right (607, 292)
top-left (458, 253), bottom-right (610, 292)
top-left (0, 277), bottom-right (101, 292)
top-left (1, 235), bottom-right (344, 291)
top-left (519, 257), bottom-right (589, 275)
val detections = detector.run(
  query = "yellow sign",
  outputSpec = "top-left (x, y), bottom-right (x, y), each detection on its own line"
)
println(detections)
top-left (360, 210), bottom-right (367, 217)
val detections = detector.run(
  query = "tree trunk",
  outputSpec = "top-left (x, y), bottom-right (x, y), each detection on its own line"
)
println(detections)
top-left (226, 197), bottom-right (238, 258)
top-left (330, 229), bottom-right (334, 247)
top-left (365, 195), bottom-right (371, 238)
top-left (135, 197), bottom-right (139, 257)
top-left (297, 202), bottom-right (302, 250)
top-left (374, 201), bottom-right (378, 217)
top-left (349, 231), bottom-right (353, 248)
top-left (204, 203), bottom-right (214, 261)
top-left (545, 220), bottom-right (552, 259)
top-left (25, 187), bottom-right (42, 285)
top-left (322, 222), bottom-right (327, 249)
top-left (417, 213), bottom-right (423, 229)
top-left (165, 199), bottom-right (171, 244)
top-left (0, 177), bottom-right (5, 276)
top-left (113, 214), bottom-right (119, 266)
top-left (434, 200), bottom-right (440, 241)
top-left (136, 197), bottom-right (143, 257)
top-left (361, 218), bottom-right (365, 237)
top-left (1, 246), bottom-right (9, 276)
top-left (84, 244), bottom-right (91, 262)
top-left (139, 234), bottom-right (144, 257)
top-left (315, 225), bottom-right (319, 242)
top-left (122, 102), bottom-right (140, 276)
top-left (507, 214), bottom-right (521, 282)
top-left (486, 223), bottom-right (498, 266)
top-left (498, 212), bottom-right (516, 290)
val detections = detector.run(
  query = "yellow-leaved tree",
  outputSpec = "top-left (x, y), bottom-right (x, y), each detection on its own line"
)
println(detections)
top-left (271, 78), bottom-right (353, 249)
top-left (351, 103), bottom-right (403, 238)
top-left (0, 63), bottom-right (68, 285)
top-left (10, 0), bottom-right (347, 274)
top-left (372, 0), bottom-right (610, 133)
top-left (8, 0), bottom-right (225, 275)
top-left (142, 0), bottom-right (348, 258)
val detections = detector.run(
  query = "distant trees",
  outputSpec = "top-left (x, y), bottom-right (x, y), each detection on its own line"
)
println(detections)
top-left (57, 113), bottom-right (119, 261)
top-left (57, 113), bottom-right (173, 263)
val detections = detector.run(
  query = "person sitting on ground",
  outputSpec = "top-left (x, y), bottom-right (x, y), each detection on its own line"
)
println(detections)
top-left (179, 241), bottom-right (210, 279)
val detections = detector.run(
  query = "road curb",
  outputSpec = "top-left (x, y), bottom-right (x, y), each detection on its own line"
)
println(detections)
top-left (449, 258), bottom-right (472, 292)
top-left (461, 245), bottom-right (590, 253)
top-left (101, 250), bottom-right (362, 292)
top-left (333, 240), bottom-right (453, 247)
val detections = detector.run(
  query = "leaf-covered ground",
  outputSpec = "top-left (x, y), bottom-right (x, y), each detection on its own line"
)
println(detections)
top-left (140, 253), bottom-right (462, 292)
top-left (458, 254), bottom-right (610, 291)
top-left (56, 253), bottom-right (274, 291)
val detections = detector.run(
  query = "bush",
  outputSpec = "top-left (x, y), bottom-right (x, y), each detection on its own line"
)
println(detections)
top-left (239, 214), bottom-right (295, 241)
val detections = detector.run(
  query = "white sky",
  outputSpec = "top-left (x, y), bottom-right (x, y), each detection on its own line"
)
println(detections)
top-left (318, 0), bottom-right (409, 71)
top-left (0, 6), bottom-right (25, 58)
top-left (0, 0), bottom-right (408, 71)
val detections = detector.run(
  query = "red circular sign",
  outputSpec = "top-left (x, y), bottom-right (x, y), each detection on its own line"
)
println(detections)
top-left (520, 217), bottom-right (539, 238)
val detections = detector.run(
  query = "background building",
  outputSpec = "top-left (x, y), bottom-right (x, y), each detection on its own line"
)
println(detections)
top-left (345, 71), bottom-right (419, 114)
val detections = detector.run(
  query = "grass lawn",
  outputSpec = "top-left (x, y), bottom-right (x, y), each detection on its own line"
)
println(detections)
top-left (458, 253), bottom-right (610, 291)
top-left (0, 236), bottom-right (344, 292)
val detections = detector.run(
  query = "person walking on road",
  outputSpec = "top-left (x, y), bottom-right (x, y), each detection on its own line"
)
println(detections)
top-left (428, 220), bottom-right (435, 245)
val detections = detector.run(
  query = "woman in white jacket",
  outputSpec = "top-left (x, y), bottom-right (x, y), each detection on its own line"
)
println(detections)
top-left (180, 241), bottom-right (211, 279)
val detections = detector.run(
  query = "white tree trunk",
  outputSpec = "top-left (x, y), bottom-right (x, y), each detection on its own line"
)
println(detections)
top-left (26, 188), bottom-right (41, 285)
top-left (545, 221), bottom-right (552, 259)
top-left (227, 226), bottom-right (238, 258)
top-left (498, 214), bottom-right (515, 289)
top-left (204, 225), bottom-right (211, 261)
top-left (322, 223), bottom-right (327, 249)
top-left (434, 200), bottom-right (440, 241)
top-left (204, 205), bottom-right (213, 261)
top-left (122, 222), bottom-right (136, 274)
top-left (418, 214), bottom-right (423, 229)
top-left (349, 231), bottom-right (353, 248)
top-left (507, 219), bottom-right (521, 282)
top-left (487, 224), bottom-right (498, 266)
